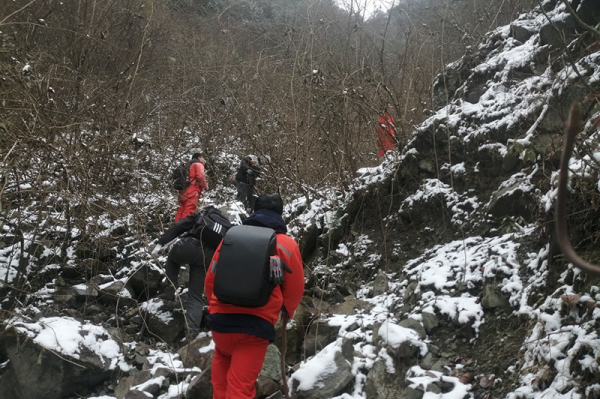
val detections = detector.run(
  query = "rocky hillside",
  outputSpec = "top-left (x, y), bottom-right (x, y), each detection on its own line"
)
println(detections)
top-left (1, 1), bottom-right (600, 399)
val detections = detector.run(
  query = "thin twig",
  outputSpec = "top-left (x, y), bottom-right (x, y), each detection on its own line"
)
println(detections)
top-left (0, 0), bottom-right (38, 25)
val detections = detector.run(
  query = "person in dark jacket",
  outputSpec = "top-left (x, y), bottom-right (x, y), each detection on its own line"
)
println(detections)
top-left (234, 155), bottom-right (270, 211)
top-left (151, 207), bottom-right (228, 338)
top-left (204, 194), bottom-right (304, 399)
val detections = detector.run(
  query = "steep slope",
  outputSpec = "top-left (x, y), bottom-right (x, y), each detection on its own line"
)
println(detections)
top-left (294, 0), bottom-right (600, 398)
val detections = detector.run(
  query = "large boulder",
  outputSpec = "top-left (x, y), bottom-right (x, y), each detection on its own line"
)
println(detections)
top-left (302, 319), bottom-right (341, 359)
top-left (0, 318), bottom-right (123, 399)
top-left (290, 339), bottom-right (354, 399)
top-left (187, 368), bottom-right (212, 399)
top-left (364, 358), bottom-right (407, 399)
top-left (177, 334), bottom-right (213, 370)
top-left (139, 298), bottom-right (186, 343)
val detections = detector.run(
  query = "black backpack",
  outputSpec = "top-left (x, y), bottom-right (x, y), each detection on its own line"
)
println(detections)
top-left (172, 160), bottom-right (199, 191)
top-left (189, 206), bottom-right (232, 249)
top-left (213, 225), bottom-right (277, 307)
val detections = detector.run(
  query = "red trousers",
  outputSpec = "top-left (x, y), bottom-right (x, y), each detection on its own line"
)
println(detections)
top-left (175, 189), bottom-right (201, 222)
top-left (211, 332), bottom-right (269, 399)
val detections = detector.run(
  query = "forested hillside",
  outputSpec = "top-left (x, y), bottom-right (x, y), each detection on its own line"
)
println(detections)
top-left (3, 1), bottom-right (600, 399)
top-left (1, 0), bottom-right (534, 195)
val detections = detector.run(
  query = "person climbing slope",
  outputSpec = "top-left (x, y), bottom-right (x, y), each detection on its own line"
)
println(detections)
top-left (175, 152), bottom-right (208, 222)
top-left (234, 154), bottom-right (270, 211)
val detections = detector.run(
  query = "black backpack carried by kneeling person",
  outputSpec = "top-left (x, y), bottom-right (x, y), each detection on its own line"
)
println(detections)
top-left (213, 225), bottom-right (279, 307)
top-left (189, 206), bottom-right (233, 249)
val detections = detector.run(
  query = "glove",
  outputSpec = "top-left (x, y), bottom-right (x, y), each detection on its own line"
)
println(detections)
top-left (247, 169), bottom-right (254, 176)
top-left (151, 244), bottom-right (162, 256)
top-left (269, 255), bottom-right (285, 285)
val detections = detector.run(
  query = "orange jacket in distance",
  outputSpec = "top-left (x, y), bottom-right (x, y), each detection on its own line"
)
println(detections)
top-left (376, 112), bottom-right (396, 157)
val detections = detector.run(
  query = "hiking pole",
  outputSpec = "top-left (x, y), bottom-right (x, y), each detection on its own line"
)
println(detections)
top-left (280, 309), bottom-right (291, 399)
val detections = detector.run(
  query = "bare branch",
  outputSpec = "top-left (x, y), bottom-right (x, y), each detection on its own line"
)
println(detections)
top-left (555, 101), bottom-right (600, 276)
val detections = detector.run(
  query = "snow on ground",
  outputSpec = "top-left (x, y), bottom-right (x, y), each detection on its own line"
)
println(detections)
top-left (2, 1), bottom-right (600, 398)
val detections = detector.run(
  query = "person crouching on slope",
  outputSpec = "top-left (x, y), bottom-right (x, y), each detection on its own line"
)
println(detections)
top-left (175, 152), bottom-right (208, 222)
top-left (204, 194), bottom-right (305, 399)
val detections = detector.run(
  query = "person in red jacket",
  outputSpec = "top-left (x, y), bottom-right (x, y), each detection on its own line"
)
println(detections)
top-left (204, 194), bottom-right (305, 399)
top-left (376, 106), bottom-right (397, 158)
top-left (175, 153), bottom-right (208, 222)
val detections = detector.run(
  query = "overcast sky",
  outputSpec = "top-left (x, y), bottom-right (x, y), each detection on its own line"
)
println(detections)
top-left (336, 0), bottom-right (395, 18)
